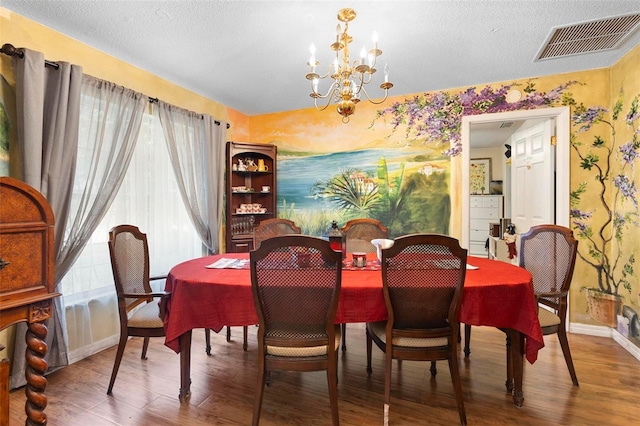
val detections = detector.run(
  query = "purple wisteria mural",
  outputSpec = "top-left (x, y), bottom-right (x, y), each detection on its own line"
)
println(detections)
top-left (570, 91), bottom-right (640, 330)
top-left (372, 80), bottom-right (578, 156)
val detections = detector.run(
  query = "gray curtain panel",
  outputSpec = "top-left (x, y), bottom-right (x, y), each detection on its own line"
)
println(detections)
top-left (11, 49), bottom-right (82, 388)
top-left (156, 101), bottom-right (227, 253)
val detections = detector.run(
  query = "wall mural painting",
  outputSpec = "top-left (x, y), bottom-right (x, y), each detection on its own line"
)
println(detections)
top-left (570, 90), bottom-right (640, 345)
top-left (277, 81), bottom-right (570, 233)
top-left (275, 79), bottom-right (640, 347)
top-left (277, 145), bottom-right (451, 238)
top-left (278, 81), bottom-right (577, 239)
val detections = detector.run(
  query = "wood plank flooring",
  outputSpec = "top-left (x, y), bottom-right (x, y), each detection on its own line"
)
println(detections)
top-left (9, 324), bottom-right (640, 425)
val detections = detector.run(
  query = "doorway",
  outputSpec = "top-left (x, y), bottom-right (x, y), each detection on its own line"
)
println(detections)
top-left (460, 107), bottom-right (571, 253)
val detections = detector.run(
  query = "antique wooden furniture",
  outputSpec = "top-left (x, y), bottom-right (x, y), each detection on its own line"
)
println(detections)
top-left (515, 224), bottom-right (579, 386)
top-left (365, 234), bottom-right (468, 425)
top-left (0, 176), bottom-right (59, 425)
top-left (106, 225), bottom-right (170, 394)
top-left (250, 235), bottom-right (342, 426)
top-left (226, 141), bottom-right (277, 253)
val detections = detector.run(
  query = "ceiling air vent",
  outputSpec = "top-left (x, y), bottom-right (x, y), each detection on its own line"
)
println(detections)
top-left (536, 13), bottom-right (640, 61)
top-left (499, 122), bottom-right (515, 129)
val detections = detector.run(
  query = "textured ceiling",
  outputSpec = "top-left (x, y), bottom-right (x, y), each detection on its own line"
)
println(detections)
top-left (2, 1), bottom-right (640, 117)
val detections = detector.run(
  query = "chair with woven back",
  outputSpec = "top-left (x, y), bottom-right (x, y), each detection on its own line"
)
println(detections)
top-left (253, 218), bottom-right (302, 249)
top-left (511, 224), bottom-right (579, 386)
top-left (366, 233), bottom-right (468, 425)
top-left (250, 234), bottom-right (343, 426)
top-left (205, 218), bottom-right (303, 353)
top-left (339, 218), bottom-right (389, 351)
top-left (341, 218), bottom-right (389, 254)
top-left (107, 224), bottom-right (170, 395)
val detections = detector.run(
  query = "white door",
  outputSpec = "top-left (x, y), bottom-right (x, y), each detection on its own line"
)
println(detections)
top-left (510, 119), bottom-right (555, 235)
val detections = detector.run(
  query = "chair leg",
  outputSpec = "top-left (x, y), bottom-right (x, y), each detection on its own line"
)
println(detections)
top-left (205, 328), bottom-right (212, 356)
top-left (327, 352), bottom-right (340, 426)
top-left (226, 326), bottom-right (231, 342)
top-left (107, 332), bottom-right (128, 394)
top-left (557, 328), bottom-right (579, 386)
top-left (252, 360), bottom-right (266, 426)
top-left (464, 324), bottom-right (471, 357)
top-left (448, 352), bottom-right (467, 425)
top-left (141, 337), bottom-right (150, 360)
top-left (243, 326), bottom-right (248, 351)
top-left (383, 350), bottom-right (393, 426)
top-left (366, 326), bottom-right (373, 375)
top-left (341, 323), bottom-right (347, 352)
top-left (430, 361), bottom-right (437, 377)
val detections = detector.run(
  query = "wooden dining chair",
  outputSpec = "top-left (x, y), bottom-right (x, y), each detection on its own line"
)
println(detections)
top-left (205, 219), bottom-right (303, 354)
top-left (250, 235), bottom-right (342, 426)
top-left (341, 218), bottom-right (388, 253)
top-left (340, 218), bottom-right (389, 351)
top-left (366, 233), bottom-right (468, 425)
top-left (107, 225), bottom-right (170, 395)
top-left (511, 224), bottom-right (579, 386)
top-left (253, 218), bottom-right (302, 249)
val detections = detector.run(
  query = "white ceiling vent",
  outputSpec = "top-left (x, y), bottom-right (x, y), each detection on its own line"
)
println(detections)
top-left (499, 121), bottom-right (515, 129)
top-left (536, 13), bottom-right (640, 61)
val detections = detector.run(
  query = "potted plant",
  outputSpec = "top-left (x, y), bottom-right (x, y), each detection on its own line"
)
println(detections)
top-left (570, 91), bottom-right (639, 327)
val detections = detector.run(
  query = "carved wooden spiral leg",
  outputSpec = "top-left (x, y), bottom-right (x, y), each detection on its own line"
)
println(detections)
top-left (24, 321), bottom-right (49, 425)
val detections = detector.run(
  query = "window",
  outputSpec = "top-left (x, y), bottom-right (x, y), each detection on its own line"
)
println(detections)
top-left (61, 109), bottom-right (203, 301)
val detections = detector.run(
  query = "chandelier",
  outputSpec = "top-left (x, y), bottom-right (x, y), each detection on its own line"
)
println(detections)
top-left (305, 8), bottom-right (393, 123)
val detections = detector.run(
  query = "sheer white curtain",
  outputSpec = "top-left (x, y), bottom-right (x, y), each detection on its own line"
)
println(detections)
top-left (156, 102), bottom-right (227, 253)
top-left (61, 89), bottom-right (203, 362)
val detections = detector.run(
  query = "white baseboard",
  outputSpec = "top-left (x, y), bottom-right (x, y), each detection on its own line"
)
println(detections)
top-left (611, 330), bottom-right (640, 362)
top-left (569, 322), bottom-right (640, 362)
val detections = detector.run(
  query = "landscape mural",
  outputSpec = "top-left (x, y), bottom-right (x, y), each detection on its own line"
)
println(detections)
top-left (248, 59), bottom-right (640, 349)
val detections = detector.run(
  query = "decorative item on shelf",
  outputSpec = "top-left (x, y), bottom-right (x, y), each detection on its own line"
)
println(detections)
top-left (245, 158), bottom-right (258, 172)
top-left (237, 158), bottom-right (246, 171)
top-left (258, 159), bottom-right (268, 172)
top-left (328, 220), bottom-right (346, 259)
top-left (262, 186), bottom-right (270, 192)
top-left (305, 8), bottom-right (393, 123)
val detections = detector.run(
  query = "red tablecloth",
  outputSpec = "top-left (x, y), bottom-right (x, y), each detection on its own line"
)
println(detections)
top-left (164, 254), bottom-right (543, 364)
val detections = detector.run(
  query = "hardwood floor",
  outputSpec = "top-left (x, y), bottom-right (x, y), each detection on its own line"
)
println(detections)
top-left (9, 324), bottom-right (640, 425)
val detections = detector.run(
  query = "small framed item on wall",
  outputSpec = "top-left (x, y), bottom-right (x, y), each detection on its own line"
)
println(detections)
top-left (470, 158), bottom-right (491, 194)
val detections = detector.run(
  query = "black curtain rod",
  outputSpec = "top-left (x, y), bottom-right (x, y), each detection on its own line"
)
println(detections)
top-left (148, 96), bottom-right (230, 129)
top-left (1, 42), bottom-right (59, 69)
top-left (1, 43), bottom-right (230, 130)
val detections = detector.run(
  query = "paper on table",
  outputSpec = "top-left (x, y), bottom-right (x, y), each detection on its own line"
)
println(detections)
top-left (206, 258), bottom-right (249, 269)
top-left (466, 264), bottom-right (479, 270)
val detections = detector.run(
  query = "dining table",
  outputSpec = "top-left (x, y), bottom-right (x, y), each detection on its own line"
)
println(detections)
top-left (163, 252), bottom-right (543, 407)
